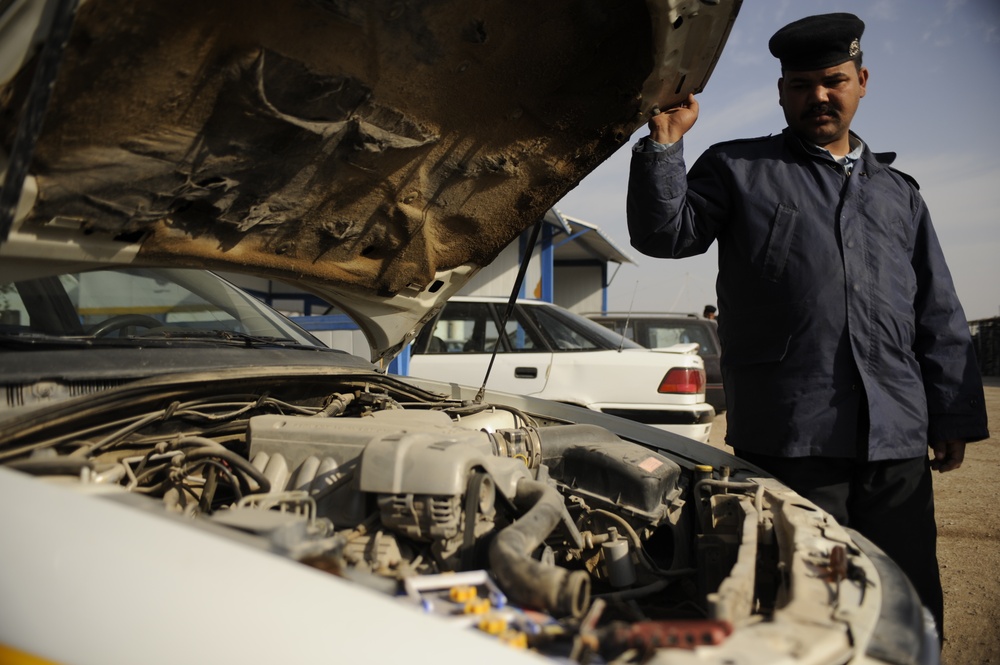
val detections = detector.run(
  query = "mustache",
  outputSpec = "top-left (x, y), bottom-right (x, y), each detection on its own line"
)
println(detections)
top-left (804, 104), bottom-right (838, 119)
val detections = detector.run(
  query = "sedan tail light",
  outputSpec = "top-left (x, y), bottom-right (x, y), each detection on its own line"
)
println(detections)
top-left (657, 368), bottom-right (705, 394)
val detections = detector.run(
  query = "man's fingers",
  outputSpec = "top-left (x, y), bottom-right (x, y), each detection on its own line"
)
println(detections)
top-left (647, 94), bottom-right (699, 143)
top-left (652, 94), bottom-right (697, 115)
top-left (943, 441), bottom-right (966, 471)
top-left (931, 440), bottom-right (966, 473)
top-left (664, 94), bottom-right (697, 111)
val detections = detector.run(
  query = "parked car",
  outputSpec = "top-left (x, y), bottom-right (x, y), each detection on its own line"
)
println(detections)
top-left (588, 313), bottom-right (726, 414)
top-left (0, 2), bottom-right (939, 665)
top-left (409, 297), bottom-right (715, 442)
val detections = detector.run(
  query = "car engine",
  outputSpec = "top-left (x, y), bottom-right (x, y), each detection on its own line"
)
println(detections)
top-left (0, 377), bottom-right (874, 662)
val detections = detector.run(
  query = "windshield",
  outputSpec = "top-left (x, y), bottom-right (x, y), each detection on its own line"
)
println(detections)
top-left (0, 267), bottom-right (324, 347)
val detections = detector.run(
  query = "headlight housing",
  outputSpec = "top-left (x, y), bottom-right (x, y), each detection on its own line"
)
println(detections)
top-left (846, 529), bottom-right (940, 665)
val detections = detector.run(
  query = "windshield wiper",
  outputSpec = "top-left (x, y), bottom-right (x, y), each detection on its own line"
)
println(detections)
top-left (0, 330), bottom-right (320, 351)
top-left (137, 329), bottom-right (321, 349)
top-left (0, 334), bottom-right (95, 350)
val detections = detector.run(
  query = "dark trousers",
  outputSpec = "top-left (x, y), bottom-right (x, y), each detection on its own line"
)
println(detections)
top-left (733, 450), bottom-right (944, 643)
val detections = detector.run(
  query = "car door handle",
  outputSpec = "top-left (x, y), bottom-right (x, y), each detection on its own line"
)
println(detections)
top-left (514, 367), bottom-right (538, 379)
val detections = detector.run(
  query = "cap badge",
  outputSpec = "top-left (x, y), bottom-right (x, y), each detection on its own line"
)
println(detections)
top-left (849, 38), bottom-right (861, 57)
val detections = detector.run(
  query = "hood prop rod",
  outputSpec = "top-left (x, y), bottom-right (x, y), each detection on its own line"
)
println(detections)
top-left (0, 0), bottom-right (80, 241)
top-left (474, 218), bottom-right (543, 403)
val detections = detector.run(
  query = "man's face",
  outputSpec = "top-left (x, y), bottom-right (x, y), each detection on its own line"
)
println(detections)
top-left (778, 61), bottom-right (868, 149)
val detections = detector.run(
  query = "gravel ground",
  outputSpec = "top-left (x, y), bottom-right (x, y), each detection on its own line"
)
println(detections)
top-left (707, 378), bottom-right (1000, 664)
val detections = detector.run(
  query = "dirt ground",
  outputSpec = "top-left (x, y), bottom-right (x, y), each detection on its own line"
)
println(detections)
top-left (707, 378), bottom-right (1000, 664)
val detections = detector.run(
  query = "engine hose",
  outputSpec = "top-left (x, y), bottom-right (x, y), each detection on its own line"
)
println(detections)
top-left (488, 479), bottom-right (590, 618)
top-left (312, 392), bottom-right (355, 418)
top-left (182, 448), bottom-right (272, 494)
top-left (6, 457), bottom-right (92, 476)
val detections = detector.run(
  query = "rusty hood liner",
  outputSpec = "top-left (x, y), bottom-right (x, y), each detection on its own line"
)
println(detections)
top-left (0, 0), bottom-right (739, 361)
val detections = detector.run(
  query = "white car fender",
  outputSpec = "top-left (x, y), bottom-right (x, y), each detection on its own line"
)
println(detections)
top-left (0, 468), bottom-right (540, 665)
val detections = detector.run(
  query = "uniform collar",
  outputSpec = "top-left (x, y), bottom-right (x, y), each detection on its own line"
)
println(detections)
top-left (782, 128), bottom-right (892, 175)
top-left (796, 132), bottom-right (863, 163)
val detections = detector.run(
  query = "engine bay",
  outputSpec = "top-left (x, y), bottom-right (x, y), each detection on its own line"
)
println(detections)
top-left (0, 376), bottom-right (872, 663)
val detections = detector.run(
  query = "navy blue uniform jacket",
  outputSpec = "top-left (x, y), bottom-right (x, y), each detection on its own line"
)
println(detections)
top-left (627, 129), bottom-right (988, 460)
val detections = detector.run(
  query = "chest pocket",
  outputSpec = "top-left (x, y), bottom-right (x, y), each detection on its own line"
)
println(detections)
top-left (761, 204), bottom-right (798, 282)
top-left (860, 178), bottom-right (916, 254)
top-left (886, 216), bottom-right (915, 253)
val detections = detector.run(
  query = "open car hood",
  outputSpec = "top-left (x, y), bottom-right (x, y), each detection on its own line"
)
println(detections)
top-left (0, 0), bottom-right (740, 361)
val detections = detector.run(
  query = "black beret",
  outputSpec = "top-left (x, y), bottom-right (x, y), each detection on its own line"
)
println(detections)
top-left (768, 13), bottom-right (865, 71)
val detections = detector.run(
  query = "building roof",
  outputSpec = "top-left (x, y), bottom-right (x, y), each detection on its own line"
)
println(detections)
top-left (548, 210), bottom-right (635, 265)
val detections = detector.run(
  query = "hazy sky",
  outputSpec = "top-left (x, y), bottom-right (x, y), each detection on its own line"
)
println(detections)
top-left (555, 0), bottom-right (1000, 321)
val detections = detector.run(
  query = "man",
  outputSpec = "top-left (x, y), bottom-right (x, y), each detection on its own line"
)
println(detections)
top-left (626, 13), bottom-right (988, 644)
top-left (702, 305), bottom-right (716, 320)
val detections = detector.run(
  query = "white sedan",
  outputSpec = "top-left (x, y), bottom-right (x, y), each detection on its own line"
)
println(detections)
top-left (408, 297), bottom-right (715, 442)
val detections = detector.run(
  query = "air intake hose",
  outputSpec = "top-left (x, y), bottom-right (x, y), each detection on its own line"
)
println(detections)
top-left (488, 478), bottom-right (590, 618)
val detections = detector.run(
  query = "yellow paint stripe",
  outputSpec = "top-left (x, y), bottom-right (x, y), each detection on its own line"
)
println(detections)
top-left (0, 644), bottom-right (62, 665)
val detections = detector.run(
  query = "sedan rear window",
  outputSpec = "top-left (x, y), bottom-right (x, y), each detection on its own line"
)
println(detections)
top-left (521, 304), bottom-right (642, 352)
